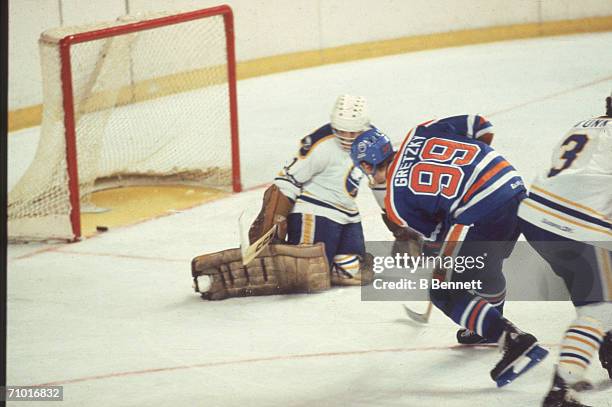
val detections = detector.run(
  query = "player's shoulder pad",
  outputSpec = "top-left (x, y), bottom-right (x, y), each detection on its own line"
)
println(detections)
top-left (427, 115), bottom-right (492, 139)
top-left (299, 124), bottom-right (335, 157)
top-left (418, 121), bottom-right (456, 138)
top-left (471, 114), bottom-right (493, 135)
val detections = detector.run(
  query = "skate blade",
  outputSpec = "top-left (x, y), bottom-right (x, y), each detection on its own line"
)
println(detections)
top-left (495, 345), bottom-right (549, 387)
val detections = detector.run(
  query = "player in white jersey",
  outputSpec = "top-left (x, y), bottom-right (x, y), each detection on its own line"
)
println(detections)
top-left (248, 95), bottom-right (375, 285)
top-left (518, 92), bottom-right (612, 407)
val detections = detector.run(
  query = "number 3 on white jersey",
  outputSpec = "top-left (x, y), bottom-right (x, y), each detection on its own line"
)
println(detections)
top-left (548, 133), bottom-right (589, 177)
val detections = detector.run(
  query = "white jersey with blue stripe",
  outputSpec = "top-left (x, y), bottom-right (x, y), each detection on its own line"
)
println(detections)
top-left (518, 116), bottom-right (612, 248)
top-left (274, 124), bottom-right (364, 225)
top-left (385, 116), bottom-right (526, 240)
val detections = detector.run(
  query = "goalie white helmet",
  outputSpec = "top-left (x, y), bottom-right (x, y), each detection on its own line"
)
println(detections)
top-left (331, 95), bottom-right (371, 150)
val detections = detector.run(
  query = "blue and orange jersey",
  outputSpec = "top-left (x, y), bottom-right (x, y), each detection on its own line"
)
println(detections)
top-left (384, 115), bottom-right (526, 240)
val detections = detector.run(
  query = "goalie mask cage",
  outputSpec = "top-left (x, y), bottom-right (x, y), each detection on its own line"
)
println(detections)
top-left (8, 5), bottom-right (240, 242)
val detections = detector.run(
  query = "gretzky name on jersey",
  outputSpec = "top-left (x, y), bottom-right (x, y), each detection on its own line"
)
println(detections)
top-left (392, 134), bottom-right (427, 187)
top-left (385, 116), bottom-right (525, 241)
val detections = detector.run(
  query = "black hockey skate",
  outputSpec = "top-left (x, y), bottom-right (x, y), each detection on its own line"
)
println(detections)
top-left (542, 372), bottom-right (592, 407)
top-left (490, 323), bottom-right (548, 387)
top-left (600, 331), bottom-right (612, 379)
top-left (456, 328), bottom-right (496, 345)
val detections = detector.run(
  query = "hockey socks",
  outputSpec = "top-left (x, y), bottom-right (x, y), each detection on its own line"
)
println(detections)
top-left (450, 297), bottom-right (506, 342)
top-left (456, 290), bottom-right (506, 345)
top-left (556, 317), bottom-right (604, 386)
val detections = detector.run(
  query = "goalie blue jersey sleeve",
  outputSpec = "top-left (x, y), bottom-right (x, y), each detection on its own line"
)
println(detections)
top-left (385, 117), bottom-right (526, 240)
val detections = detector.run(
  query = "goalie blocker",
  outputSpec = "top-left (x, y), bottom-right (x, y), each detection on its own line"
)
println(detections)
top-left (192, 243), bottom-right (330, 300)
top-left (248, 185), bottom-right (294, 244)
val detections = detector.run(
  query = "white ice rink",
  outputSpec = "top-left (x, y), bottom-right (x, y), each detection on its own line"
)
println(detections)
top-left (7, 32), bottom-right (612, 406)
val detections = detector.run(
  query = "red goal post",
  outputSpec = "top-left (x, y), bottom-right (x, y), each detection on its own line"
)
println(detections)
top-left (8, 5), bottom-right (241, 242)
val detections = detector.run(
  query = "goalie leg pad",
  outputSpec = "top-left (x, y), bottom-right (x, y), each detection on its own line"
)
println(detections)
top-left (192, 243), bottom-right (330, 300)
top-left (248, 185), bottom-right (294, 244)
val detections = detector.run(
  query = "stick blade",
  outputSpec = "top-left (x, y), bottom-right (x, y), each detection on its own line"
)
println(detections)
top-left (403, 304), bottom-right (430, 323)
top-left (240, 224), bottom-right (277, 266)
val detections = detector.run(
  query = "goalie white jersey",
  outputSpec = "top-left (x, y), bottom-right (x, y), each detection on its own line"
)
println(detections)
top-left (274, 124), bottom-right (364, 225)
top-left (519, 116), bottom-right (612, 247)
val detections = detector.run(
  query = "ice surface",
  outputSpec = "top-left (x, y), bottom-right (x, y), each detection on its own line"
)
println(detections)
top-left (7, 32), bottom-right (612, 406)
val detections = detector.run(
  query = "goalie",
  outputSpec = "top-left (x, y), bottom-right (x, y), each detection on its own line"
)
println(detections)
top-left (192, 95), bottom-right (379, 300)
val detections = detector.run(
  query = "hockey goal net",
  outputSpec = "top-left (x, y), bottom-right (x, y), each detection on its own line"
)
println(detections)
top-left (8, 5), bottom-right (240, 242)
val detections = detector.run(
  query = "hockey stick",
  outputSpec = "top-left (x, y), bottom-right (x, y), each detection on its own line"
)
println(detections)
top-left (402, 222), bottom-right (467, 324)
top-left (403, 302), bottom-right (433, 323)
top-left (238, 212), bottom-right (278, 265)
top-left (402, 265), bottom-right (450, 323)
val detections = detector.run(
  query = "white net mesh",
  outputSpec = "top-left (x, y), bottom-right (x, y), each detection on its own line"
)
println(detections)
top-left (8, 9), bottom-right (235, 241)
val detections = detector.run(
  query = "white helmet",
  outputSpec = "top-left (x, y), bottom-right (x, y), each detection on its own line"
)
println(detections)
top-left (331, 95), bottom-right (370, 150)
top-left (331, 95), bottom-right (370, 132)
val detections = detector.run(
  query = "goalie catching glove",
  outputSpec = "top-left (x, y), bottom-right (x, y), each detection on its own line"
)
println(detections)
top-left (192, 243), bottom-right (330, 300)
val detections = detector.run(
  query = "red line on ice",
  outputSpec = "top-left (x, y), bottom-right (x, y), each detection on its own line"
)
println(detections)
top-left (32, 343), bottom-right (556, 386)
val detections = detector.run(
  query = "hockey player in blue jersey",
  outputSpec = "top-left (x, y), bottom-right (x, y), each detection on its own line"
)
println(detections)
top-left (350, 117), bottom-right (548, 387)
top-left (519, 92), bottom-right (612, 407)
top-left (248, 95), bottom-right (375, 285)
